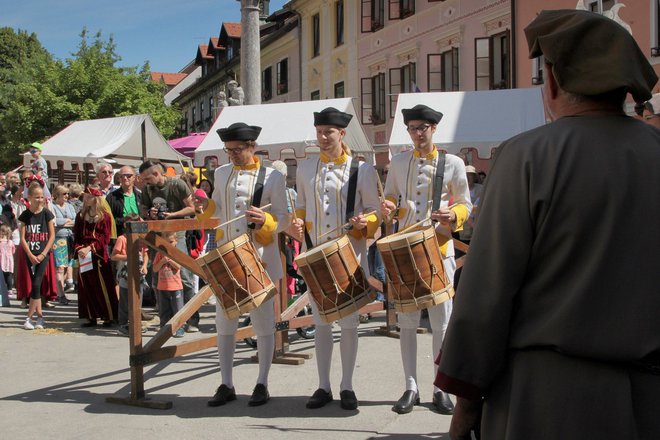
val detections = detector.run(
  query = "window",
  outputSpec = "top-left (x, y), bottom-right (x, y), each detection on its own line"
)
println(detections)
top-left (428, 49), bottom-right (459, 92)
top-left (227, 46), bottom-right (234, 60)
top-left (532, 55), bottom-right (544, 85)
top-left (389, 62), bottom-right (416, 118)
top-left (262, 66), bottom-right (273, 101)
top-left (277, 58), bottom-right (288, 95)
top-left (361, 73), bottom-right (386, 124)
top-left (312, 14), bottom-right (321, 58)
top-left (311, 90), bottom-right (321, 100)
top-left (491, 31), bottom-right (510, 90)
top-left (361, 0), bottom-right (385, 32)
top-left (335, 81), bottom-right (345, 98)
top-left (200, 101), bottom-right (204, 120)
top-left (191, 107), bottom-right (196, 127)
top-left (389, 0), bottom-right (415, 20)
top-left (588, 0), bottom-right (615, 13)
top-left (209, 96), bottom-right (214, 119)
top-left (475, 38), bottom-right (490, 90)
top-left (475, 30), bottom-right (510, 90)
top-left (336, 1), bottom-right (345, 46)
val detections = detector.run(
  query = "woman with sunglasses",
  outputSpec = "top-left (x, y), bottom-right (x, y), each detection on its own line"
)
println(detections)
top-left (51, 185), bottom-right (77, 304)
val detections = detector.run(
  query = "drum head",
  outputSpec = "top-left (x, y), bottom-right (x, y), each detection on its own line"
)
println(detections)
top-left (295, 234), bottom-right (349, 265)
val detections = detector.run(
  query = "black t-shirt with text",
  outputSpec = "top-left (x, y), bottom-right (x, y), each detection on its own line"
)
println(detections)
top-left (18, 209), bottom-right (54, 256)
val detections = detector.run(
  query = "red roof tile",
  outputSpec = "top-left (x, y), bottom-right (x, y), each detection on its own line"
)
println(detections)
top-left (223, 22), bottom-right (241, 38)
top-left (151, 72), bottom-right (187, 86)
top-left (197, 44), bottom-right (213, 60)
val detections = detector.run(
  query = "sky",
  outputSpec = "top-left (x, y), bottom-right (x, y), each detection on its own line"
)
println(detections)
top-left (3, 0), bottom-right (288, 73)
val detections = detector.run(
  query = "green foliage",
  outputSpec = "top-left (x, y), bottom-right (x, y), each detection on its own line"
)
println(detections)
top-left (0, 27), bottom-right (181, 170)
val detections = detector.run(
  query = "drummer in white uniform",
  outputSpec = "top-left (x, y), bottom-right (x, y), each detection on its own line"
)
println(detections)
top-left (293, 107), bottom-right (381, 410)
top-left (380, 104), bottom-right (472, 415)
top-left (195, 122), bottom-right (290, 408)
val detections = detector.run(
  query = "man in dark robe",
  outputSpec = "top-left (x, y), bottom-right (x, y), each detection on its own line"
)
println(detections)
top-left (435, 10), bottom-right (660, 440)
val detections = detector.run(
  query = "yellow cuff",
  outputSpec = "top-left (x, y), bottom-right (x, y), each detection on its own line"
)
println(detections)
top-left (195, 199), bottom-right (216, 222)
top-left (305, 221), bottom-right (312, 233)
top-left (295, 208), bottom-right (306, 220)
top-left (394, 207), bottom-right (408, 219)
top-left (385, 195), bottom-right (397, 204)
top-left (451, 204), bottom-right (470, 232)
top-left (215, 228), bottom-right (224, 243)
top-left (364, 213), bottom-right (380, 239)
top-left (254, 213), bottom-right (278, 245)
top-left (437, 234), bottom-right (449, 257)
top-left (348, 227), bottom-right (366, 240)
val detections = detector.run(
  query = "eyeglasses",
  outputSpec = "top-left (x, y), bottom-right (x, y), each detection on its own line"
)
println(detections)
top-left (406, 124), bottom-right (432, 134)
top-left (223, 145), bottom-right (248, 154)
top-left (120, 174), bottom-right (135, 179)
top-left (98, 170), bottom-right (113, 175)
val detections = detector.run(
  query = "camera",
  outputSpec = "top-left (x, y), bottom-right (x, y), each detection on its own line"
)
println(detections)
top-left (152, 197), bottom-right (168, 220)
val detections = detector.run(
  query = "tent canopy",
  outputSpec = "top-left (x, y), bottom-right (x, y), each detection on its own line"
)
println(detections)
top-left (194, 98), bottom-right (374, 166)
top-left (26, 114), bottom-right (190, 169)
top-left (168, 132), bottom-right (208, 158)
top-left (389, 89), bottom-right (546, 157)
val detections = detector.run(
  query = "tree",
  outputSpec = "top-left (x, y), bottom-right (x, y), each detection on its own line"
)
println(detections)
top-left (0, 28), bottom-right (181, 170)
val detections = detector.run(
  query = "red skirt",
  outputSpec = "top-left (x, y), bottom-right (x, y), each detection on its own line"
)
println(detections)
top-left (15, 248), bottom-right (57, 302)
top-left (77, 254), bottom-right (118, 322)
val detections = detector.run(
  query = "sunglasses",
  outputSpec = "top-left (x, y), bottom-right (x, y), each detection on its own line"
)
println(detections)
top-left (120, 174), bottom-right (135, 179)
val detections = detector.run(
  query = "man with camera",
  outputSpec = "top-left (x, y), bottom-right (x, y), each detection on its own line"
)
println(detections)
top-left (139, 160), bottom-right (199, 331)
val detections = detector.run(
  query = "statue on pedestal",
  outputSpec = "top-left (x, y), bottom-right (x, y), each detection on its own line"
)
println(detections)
top-left (227, 80), bottom-right (245, 106)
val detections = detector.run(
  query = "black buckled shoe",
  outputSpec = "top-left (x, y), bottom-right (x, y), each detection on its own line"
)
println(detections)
top-left (248, 383), bottom-right (270, 407)
top-left (432, 390), bottom-right (455, 415)
top-left (207, 384), bottom-right (237, 407)
top-left (306, 388), bottom-right (333, 409)
top-left (392, 390), bottom-right (420, 414)
top-left (339, 390), bottom-right (358, 410)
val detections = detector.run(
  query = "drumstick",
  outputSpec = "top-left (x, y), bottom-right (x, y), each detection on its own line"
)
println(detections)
top-left (376, 173), bottom-right (385, 204)
top-left (214, 203), bottom-right (272, 230)
top-left (317, 210), bottom-right (377, 239)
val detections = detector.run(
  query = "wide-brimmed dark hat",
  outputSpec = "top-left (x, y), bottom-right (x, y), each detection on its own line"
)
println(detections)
top-left (216, 122), bottom-right (262, 142)
top-left (313, 107), bottom-right (353, 128)
top-left (524, 9), bottom-right (657, 103)
top-left (402, 104), bottom-right (443, 125)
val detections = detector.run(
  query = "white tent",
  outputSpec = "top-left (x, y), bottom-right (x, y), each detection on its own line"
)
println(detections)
top-left (389, 88), bottom-right (546, 157)
top-left (194, 98), bottom-right (374, 166)
top-left (25, 114), bottom-right (190, 169)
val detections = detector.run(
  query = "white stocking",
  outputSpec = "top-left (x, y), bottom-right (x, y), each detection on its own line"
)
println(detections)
top-left (256, 333), bottom-right (274, 386)
top-left (400, 328), bottom-right (418, 392)
top-left (314, 324), bottom-right (333, 392)
top-left (339, 328), bottom-right (358, 392)
top-left (217, 334), bottom-right (236, 388)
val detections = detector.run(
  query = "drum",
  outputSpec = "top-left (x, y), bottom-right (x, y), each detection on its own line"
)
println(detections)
top-left (377, 226), bottom-right (454, 313)
top-left (197, 233), bottom-right (275, 320)
top-left (295, 235), bottom-right (374, 324)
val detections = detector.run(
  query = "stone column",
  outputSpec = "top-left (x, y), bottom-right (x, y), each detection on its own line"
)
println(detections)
top-left (239, 0), bottom-right (262, 105)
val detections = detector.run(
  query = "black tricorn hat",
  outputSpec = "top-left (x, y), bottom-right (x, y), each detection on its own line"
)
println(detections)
top-left (525, 9), bottom-right (657, 103)
top-left (313, 107), bottom-right (353, 128)
top-left (216, 122), bottom-right (262, 142)
top-left (402, 104), bottom-right (443, 125)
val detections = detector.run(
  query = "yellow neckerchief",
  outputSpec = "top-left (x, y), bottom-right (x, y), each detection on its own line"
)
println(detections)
top-left (232, 156), bottom-right (260, 171)
top-left (319, 151), bottom-right (348, 165)
top-left (412, 145), bottom-right (438, 160)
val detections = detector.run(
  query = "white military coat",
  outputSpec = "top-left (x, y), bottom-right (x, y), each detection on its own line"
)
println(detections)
top-left (295, 153), bottom-right (381, 274)
top-left (384, 147), bottom-right (472, 257)
top-left (209, 160), bottom-right (290, 282)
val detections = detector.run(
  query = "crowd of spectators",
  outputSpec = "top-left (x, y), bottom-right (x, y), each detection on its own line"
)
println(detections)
top-left (0, 156), bottom-right (217, 337)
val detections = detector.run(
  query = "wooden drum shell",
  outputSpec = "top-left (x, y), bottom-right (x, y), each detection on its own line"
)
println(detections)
top-left (377, 226), bottom-right (454, 313)
top-left (295, 235), bottom-right (374, 323)
top-left (197, 233), bottom-right (275, 320)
